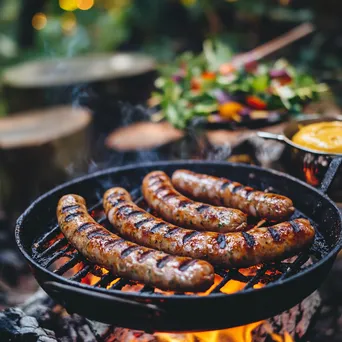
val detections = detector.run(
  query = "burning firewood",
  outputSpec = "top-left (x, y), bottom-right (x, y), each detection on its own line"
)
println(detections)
top-left (0, 287), bottom-right (321, 342)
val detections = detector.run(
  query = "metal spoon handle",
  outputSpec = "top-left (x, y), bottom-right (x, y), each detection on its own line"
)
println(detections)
top-left (256, 132), bottom-right (285, 142)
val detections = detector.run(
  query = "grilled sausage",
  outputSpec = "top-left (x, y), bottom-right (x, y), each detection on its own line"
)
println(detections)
top-left (142, 171), bottom-right (247, 233)
top-left (104, 188), bottom-right (315, 268)
top-left (172, 170), bottom-right (295, 221)
top-left (57, 194), bottom-right (214, 292)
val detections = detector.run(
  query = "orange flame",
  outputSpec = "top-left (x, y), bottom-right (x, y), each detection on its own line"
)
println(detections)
top-left (303, 164), bottom-right (320, 186)
top-left (49, 246), bottom-right (293, 342)
top-left (154, 280), bottom-right (293, 342)
top-left (271, 331), bottom-right (293, 342)
top-left (156, 321), bottom-right (263, 342)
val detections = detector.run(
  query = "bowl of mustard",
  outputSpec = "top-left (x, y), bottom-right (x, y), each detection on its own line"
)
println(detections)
top-left (292, 121), bottom-right (342, 154)
top-left (257, 116), bottom-right (342, 201)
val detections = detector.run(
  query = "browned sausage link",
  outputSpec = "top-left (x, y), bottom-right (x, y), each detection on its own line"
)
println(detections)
top-left (172, 170), bottom-right (295, 221)
top-left (57, 194), bottom-right (214, 292)
top-left (142, 171), bottom-right (247, 233)
top-left (104, 188), bottom-right (315, 268)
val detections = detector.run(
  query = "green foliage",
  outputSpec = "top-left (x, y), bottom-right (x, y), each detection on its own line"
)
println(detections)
top-left (0, 0), bottom-right (340, 117)
top-left (152, 43), bottom-right (327, 129)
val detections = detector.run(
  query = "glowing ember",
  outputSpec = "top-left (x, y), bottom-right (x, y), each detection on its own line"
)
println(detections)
top-left (303, 165), bottom-right (320, 186)
top-left (271, 331), bottom-right (293, 342)
top-left (220, 279), bottom-right (245, 293)
top-left (154, 278), bottom-right (293, 342)
top-left (63, 262), bottom-right (84, 278)
top-left (81, 272), bottom-right (102, 286)
top-left (122, 283), bottom-right (145, 292)
top-left (155, 322), bottom-right (262, 342)
top-left (155, 323), bottom-right (293, 342)
top-left (107, 278), bottom-right (121, 289)
top-left (45, 230), bottom-right (294, 342)
top-left (49, 257), bottom-right (71, 272)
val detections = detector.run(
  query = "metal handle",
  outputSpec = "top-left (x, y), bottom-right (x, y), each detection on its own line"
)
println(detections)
top-left (43, 281), bottom-right (165, 315)
top-left (256, 131), bottom-right (285, 142)
top-left (319, 157), bottom-right (342, 194)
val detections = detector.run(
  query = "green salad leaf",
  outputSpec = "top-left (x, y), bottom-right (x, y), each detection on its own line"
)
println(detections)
top-left (150, 40), bottom-right (328, 129)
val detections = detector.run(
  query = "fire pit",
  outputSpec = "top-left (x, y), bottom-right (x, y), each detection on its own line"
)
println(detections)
top-left (0, 287), bottom-right (322, 341)
top-left (15, 160), bottom-right (342, 334)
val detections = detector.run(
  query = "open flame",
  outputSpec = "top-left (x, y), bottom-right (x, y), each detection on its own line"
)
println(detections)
top-left (303, 164), bottom-right (320, 186)
top-left (271, 331), bottom-right (293, 342)
top-left (51, 260), bottom-right (292, 342)
top-left (154, 279), bottom-right (291, 342)
top-left (47, 235), bottom-right (293, 342)
top-left (156, 322), bottom-right (263, 342)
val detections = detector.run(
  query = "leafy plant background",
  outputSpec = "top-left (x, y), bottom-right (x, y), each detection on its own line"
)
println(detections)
top-left (0, 0), bottom-right (341, 115)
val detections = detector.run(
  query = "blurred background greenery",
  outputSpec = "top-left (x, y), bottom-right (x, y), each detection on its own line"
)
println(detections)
top-left (0, 0), bottom-right (341, 116)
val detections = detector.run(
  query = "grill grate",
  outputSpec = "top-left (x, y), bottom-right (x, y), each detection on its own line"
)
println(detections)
top-left (31, 188), bottom-right (316, 297)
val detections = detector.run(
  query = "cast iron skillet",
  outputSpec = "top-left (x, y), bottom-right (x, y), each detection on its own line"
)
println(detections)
top-left (15, 160), bottom-right (342, 332)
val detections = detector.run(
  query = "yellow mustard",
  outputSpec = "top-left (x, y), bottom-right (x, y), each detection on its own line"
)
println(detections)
top-left (292, 121), bottom-right (342, 154)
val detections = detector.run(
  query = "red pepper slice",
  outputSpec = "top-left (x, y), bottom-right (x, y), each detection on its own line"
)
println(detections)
top-left (246, 95), bottom-right (267, 110)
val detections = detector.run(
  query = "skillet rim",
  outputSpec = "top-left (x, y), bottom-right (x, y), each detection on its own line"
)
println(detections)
top-left (15, 160), bottom-right (342, 301)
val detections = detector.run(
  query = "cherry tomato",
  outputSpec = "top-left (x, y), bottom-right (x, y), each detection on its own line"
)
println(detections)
top-left (219, 63), bottom-right (235, 75)
top-left (201, 71), bottom-right (216, 80)
top-left (191, 78), bottom-right (201, 91)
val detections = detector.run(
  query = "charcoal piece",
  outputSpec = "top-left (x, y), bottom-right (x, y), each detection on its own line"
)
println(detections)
top-left (21, 290), bottom-right (56, 323)
top-left (56, 314), bottom-right (97, 342)
top-left (87, 320), bottom-right (157, 341)
top-left (0, 308), bottom-right (23, 338)
top-left (252, 290), bottom-right (321, 341)
top-left (0, 281), bottom-right (323, 342)
top-left (37, 337), bottom-right (57, 342)
top-left (0, 307), bottom-right (57, 342)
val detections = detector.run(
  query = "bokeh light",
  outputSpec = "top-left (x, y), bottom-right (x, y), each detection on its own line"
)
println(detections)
top-left (32, 13), bottom-right (47, 30)
top-left (61, 12), bottom-right (77, 34)
top-left (103, 0), bottom-right (131, 10)
top-left (59, 0), bottom-right (78, 11)
top-left (77, 0), bottom-right (94, 10)
top-left (181, 0), bottom-right (197, 6)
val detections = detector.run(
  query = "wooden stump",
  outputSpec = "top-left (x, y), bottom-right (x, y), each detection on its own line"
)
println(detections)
top-left (2, 53), bottom-right (156, 113)
top-left (105, 121), bottom-right (185, 152)
top-left (0, 106), bottom-right (92, 224)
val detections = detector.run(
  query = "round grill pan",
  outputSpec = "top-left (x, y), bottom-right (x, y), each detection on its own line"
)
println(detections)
top-left (15, 160), bottom-right (342, 333)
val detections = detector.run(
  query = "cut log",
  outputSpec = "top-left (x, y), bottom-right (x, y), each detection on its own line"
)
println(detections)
top-left (105, 121), bottom-right (184, 152)
top-left (2, 53), bottom-right (156, 113)
top-left (0, 106), bottom-right (92, 224)
top-left (205, 121), bottom-right (288, 148)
